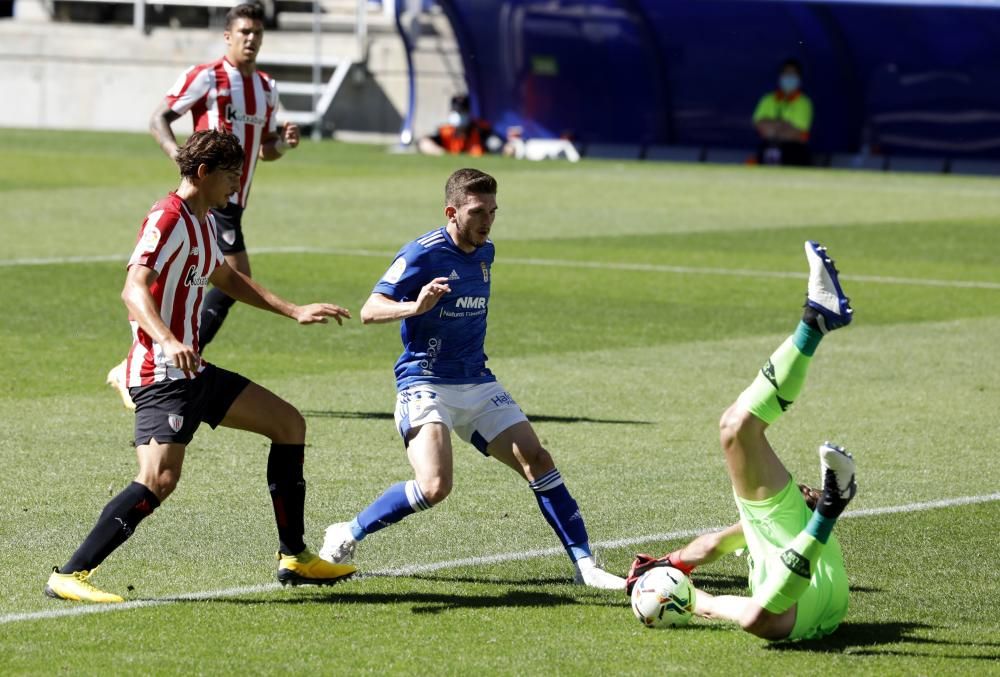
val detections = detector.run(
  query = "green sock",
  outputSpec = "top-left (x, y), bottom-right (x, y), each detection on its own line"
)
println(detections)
top-left (805, 509), bottom-right (836, 544)
top-left (792, 320), bottom-right (823, 357)
top-left (752, 530), bottom-right (826, 614)
top-left (736, 326), bottom-right (818, 424)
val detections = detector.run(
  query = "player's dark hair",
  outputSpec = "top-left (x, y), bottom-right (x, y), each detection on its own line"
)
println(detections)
top-left (445, 168), bottom-right (497, 207)
top-left (225, 2), bottom-right (265, 29)
top-left (781, 58), bottom-right (803, 76)
top-left (175, 130), bottom-right (244, 179)
top-left (798, 483), bottom-right (820, 511)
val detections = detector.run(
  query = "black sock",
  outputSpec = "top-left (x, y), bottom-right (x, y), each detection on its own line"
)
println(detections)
top-left (268, 443), bottom-right (307, 555)
top-left (801, 305), bottom-right (822, 332)
top-left (62, 482), bottom-right (160, 573)
top-left (199, 287), bottom-right (237, 349)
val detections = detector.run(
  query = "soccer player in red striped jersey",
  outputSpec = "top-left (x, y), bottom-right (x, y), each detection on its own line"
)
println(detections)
top-left (108, 3), bottom-right (298, 407)
top-left (46, 130), bottom-right (355, 603)
top-left (152, 1), bottom-right (296, 348)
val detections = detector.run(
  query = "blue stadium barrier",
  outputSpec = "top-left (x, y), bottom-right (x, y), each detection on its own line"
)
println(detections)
top-left (583, 143), bottom-right (644, 160)
top-left (430, 0), bottom-right (1000, 160)
top-left (645, 146), bottom-right (704, 163)
top-left (949, 159), bottom-right (1000, 176)
top-left (886, 156), bottom-right (947, 174)
top-left (829, 153), bottom-right (887, 171)
top-left (704, 148), bottom-right (755, 166)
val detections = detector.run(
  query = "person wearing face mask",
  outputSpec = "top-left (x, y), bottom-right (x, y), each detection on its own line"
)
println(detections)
top-left (417, 95), bottom-right (506, 156)
top-left (753, 59), bottom-right (813, 166)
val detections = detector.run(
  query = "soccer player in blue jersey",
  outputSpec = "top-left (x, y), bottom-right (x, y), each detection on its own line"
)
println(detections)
top-left (319, 168), bottom-right (625, 589)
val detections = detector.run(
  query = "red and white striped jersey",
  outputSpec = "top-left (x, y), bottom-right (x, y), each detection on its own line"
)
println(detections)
top-left (164, 57), bottom-right (279, 208)
top-left (124, 193), bottom-right (225, 387)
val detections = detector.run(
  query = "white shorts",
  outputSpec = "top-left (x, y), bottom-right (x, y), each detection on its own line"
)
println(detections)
top-left (394, 381), bottom-right (528, 455)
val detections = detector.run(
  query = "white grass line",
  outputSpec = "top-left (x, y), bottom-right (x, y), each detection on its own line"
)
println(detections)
top-left (3, 492), bottom-right (997, 626)
top-left (2, 248), bottom-right (998, 290)
top-left (503, 257), bottom-right (1000, 291)
top-left (0, 584), bottom-right (282, 624)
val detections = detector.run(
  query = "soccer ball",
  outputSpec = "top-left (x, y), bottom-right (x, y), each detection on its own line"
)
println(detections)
top-left (630, 566), bottom-right (695, 628)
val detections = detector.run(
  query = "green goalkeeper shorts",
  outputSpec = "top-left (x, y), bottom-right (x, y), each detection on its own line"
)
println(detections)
top-left (735, 478), bottom-right (850, 640)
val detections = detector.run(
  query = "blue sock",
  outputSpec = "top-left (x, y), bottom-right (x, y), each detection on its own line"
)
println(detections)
top-left (792, 320), bottom-right (823, 357)
top-left (805, 509), bottom-right (836, 544)
top-left (530, 469), bottom-right (592, 562)
top-left (353, 480), bottom-right (431, 541)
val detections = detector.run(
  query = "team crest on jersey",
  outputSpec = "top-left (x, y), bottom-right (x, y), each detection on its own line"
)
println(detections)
top-left (141, 225), bottom-right (162, 252)
top-left (167, 414), bottom-right (184, 432)
top-left (221, 229), bottom-right (237, 246)
top-left (481, 262), bottom-right (490, 282)
top-left (383, 257), bottom-right (407, 284)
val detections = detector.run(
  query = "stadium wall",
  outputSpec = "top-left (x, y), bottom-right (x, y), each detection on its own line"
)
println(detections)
top-left (0, 14), bottom-right (453, 138)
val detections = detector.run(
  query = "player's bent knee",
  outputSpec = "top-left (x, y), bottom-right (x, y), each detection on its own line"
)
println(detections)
top-left (418, 476), bottom-right (452, 505)
top-left (145, 468), bottom-right (181, 501)
top-left (719, 405), bottom-right (759, 452)
top-left (271, 406), bottom-right (306, 444)
top-left (524, 446), bottom-right (554, 475)
top-left (718, 403), bottom-right (743, 450)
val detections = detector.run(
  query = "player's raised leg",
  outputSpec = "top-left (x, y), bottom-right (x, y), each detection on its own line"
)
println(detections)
top-left (722, 239), bottom-right (853, 499)
top-left (220, 382), bottom-right (356, 586)
top-left (106, 358), bottom-right (135, 410)
top-left (321, 422), bottom-right (449, 564)
top-left (488, 421), bottom-right (626, 590)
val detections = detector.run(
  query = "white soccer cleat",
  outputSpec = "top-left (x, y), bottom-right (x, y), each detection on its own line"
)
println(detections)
top-left (319, 521), bottom-right (358, 564)
top-left (106, 359), bottom-right (135, 411)
top-left (573, 556), bottom-right (627, 591)
top-left (804, 241), bottom-right (853, 333)
top-left (818, 442), bottom-right (857, 517)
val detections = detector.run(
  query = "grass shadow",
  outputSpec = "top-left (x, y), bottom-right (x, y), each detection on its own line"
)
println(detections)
top-left (301, 410), bottom-right (653, 425)
top-left (197, 589), bottom-right (596, 615)
top-left (690, 572), bottom-right (747, 596)
top-left (768, 621), bottom-right (1000, 660)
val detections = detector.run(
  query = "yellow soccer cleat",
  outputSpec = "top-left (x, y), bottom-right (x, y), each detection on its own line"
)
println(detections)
top-left (106, 359), bottom-right (135, 411)
top-left (44, 567), bottom-right (124, 603)
top-left (277, 548), bottom-right (357, 587)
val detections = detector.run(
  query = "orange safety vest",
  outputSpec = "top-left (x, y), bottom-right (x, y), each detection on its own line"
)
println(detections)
top-left (438, 122), bottom-right (488, 156)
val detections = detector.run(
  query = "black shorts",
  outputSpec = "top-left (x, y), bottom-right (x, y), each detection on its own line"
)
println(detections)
top-left (211, 202), bottom-right (246, 254)
top-left (129, 364), bottom-right (250, 446)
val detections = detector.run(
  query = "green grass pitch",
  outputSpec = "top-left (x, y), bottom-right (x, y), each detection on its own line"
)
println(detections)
top-left (1, 129), bottom-right (999, 674)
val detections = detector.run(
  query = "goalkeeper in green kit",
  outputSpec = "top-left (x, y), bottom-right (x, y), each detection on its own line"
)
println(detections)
top-left (627, 241), bottom-right (857, 640)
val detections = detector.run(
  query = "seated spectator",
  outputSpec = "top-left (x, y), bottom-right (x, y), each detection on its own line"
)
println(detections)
top-left (753, 59), bottom-right (813, 166)
top-left (417, 95), bottom-right (504, 156)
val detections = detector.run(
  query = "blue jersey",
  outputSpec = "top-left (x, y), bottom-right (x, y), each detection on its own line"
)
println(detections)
top-left (373, 227), bottom-right (496, 390)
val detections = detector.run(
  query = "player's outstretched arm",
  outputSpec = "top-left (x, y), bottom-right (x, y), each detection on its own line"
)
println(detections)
top-left (150, 101), bottom-right (182, 161)
top-left (360, 277), bottom-right (451, 324)
top-left (676, 523), bottom-right (746, 568)
top-left (693, 589), bottom-right (796, 640)
top-left (209, 261), bottom-right (351, 325)
top-left (121, 265), bottom-right (199, 373)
